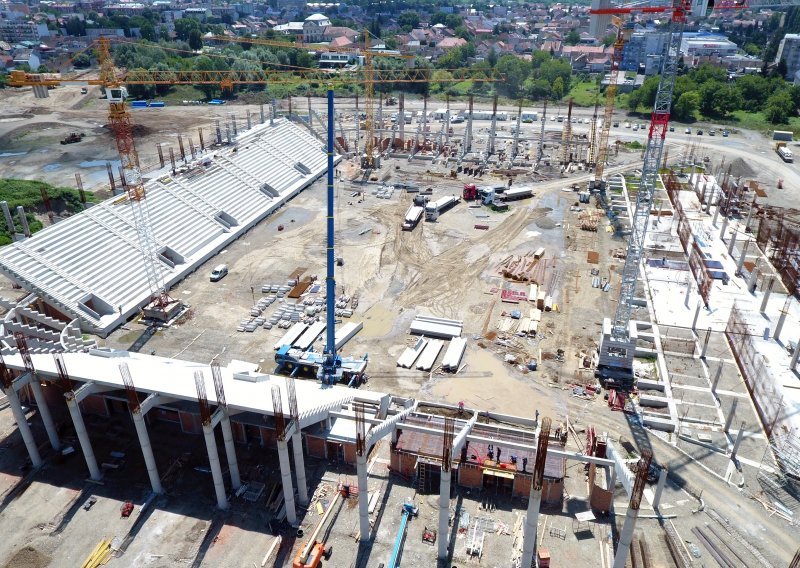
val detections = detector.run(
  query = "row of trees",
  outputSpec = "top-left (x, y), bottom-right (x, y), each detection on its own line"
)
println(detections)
top-left (627, 63), bottom-right (800, 124)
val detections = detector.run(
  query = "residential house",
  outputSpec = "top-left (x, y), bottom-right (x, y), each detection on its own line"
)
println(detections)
top-left (303, 13), bottom-right (331, 43)
top-left (12, 48), bottom-right (40, 69)
top-left (560, 44), bottom-right (610, 72)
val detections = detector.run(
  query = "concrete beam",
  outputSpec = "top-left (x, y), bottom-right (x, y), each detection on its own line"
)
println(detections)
top-left (72, 381), bottom-right (115, 404)
top-left (139, 393), bottom-right (179, 415)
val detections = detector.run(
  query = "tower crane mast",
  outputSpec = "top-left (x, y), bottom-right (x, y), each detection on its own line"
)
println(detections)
top-left (593, 0), bottom-right (800, 384)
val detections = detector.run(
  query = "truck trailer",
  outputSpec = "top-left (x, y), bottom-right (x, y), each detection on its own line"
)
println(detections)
top-left (402, 205), bottom-right (424, 230)
top-left (425, 195), bottom-right (460, 221)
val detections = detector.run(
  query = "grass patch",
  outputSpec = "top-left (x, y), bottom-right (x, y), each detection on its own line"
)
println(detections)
top-left (565, 80), bottom-right (601, 107)
top-left (720, 110), bottom-right (800, 136)
top-left (0, 179), bottom-right (97, 244)
top-left (156, 85), bottom-right (208, 105)
top-left (624, 140), bottom-right (645, 150)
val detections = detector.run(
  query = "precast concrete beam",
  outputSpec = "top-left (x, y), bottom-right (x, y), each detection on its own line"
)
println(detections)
top-left (72, 381), bottom-right (114, 404)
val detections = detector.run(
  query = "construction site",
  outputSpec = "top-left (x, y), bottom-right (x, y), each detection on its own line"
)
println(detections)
top-left (1, 8), bottom-right (800, 568)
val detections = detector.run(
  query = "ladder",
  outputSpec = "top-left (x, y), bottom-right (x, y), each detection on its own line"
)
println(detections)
top-left (417, 460), bottom-right (426, 494)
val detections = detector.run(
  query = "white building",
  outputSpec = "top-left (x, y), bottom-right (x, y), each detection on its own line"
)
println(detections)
top-left (302, 13), bottom-right (331, 43)
top-left (776, 33), bottom-right (800, 80)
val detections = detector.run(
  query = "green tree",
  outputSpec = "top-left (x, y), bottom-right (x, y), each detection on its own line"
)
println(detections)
top-left (398, 12), bottom-right (420, 32)
top-left (65, 16), bottom-right (86, 36)
top-left (495, 54), bottom-right (530, 97)
top-left (735, 74), bottom-right (769, 111)
top-left (552, 76), bottom-right (565, 100)
top-left (72, 53), bottom-right (91, 69)
top-left (174, 17), bottom-right (200, 41)
top-left (697, 81), bottom-right (723, 116)
top-left (673, 91), bottom-right (700, 121)
top-left (565, 30), bottom-right (580, 46)
top-left (712, 84), bottom-right (742, 117)
top-left (765, 90), bottom-right (794, 123)
top-left (602, 33), bottom-right (616, 47)
top-left (188, 29), bottom-right (203, 51)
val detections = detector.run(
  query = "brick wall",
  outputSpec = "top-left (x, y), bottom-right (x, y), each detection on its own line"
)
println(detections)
top-left (513, 472), bottom-right (532, 497)
top-left (306, 435), bottom-right (327, 459)
top-left (79, 395), bottom-right (109, 417)
top-left (458, 463), bottom-right (483, 488)
top-left (179, 411), bottom-right (202, 435)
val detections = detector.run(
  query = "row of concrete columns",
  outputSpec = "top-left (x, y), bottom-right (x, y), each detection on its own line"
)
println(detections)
top-left (1, 377), bottom-right (283, 514)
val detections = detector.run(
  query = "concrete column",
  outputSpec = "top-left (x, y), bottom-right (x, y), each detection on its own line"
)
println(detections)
top-left (66, 398), bottom-right (101, 480)
top-left (700, 328), bottom-right (711, 359)
top-left (713, 202), bottom-right (721, 227)
top-left (613, 507), bottom-right (640, 568)
top-left (760, 277), bottom-right (775, 313)
top-left (1, 201), bottom-right (15, 234)
top-left (720, 215), bottom-right (729, 240)
top-left (291, 430), bottom-right (308, 505)
top-left (712, 364), bottom-right (722, 395)
top-left (736, 240), bottom-right (749, 276)
top-left (356, 452), bottom-right (370, 541)
top-left (28, 379), bottom-right (60, 451)
top-left (692, 302), bottom-right (702, 332)
top-left (5, 387), bottom-right (42, 468)
top-left (653, 467), bottom-right (668, 511)
top-left (773, 298), bottom-right (791, 341)
top-left (727, 230), bottom-right (736, 255)
top-left (520, 485), bottom-right (543, 568)
top-left (608, 465), bottom-right (617, 492)
top-left (16, 205), bottom-right (30, 237)
top-left (277, 439), bottom-right (296, 525)
top-left (684, 279), bottom-right (692, 309)
top-left (220, 415), bottom-right (241, 490)
top-left (437, 467), bottom-right (451, 560)
top-left (747, 261), bottom-right (759, 292)
top-left (132, 411), bottom-right (162, 494)
top-left (203, 423), bottom-right (228, 510)
top-left (790, 339), bottom-right (800, 370)
top-left (724, 399), bottom-right (738, 433)
top-left (730, 422), bottom-right (746, 461)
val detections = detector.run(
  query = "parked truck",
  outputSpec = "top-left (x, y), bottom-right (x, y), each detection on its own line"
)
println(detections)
top-left (425, 195), bottom-right (460, 221)
top-left (773, 130), bottom-right (794, 142)
top-left (402, 205), bottom-right (424, 231)
top-left (776, 142), bottom-right (794, 163)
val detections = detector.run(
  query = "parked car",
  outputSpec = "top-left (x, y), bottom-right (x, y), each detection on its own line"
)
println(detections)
top-left (709, 129), bottom-right (716, 136)
top-left (722, 130), bottom-right (729, 137)
top-left (210, 264), bottom-right (228, 282)
top-left (669, 126), bottom-right (675, 132)
top-left (685, 127), bottom-right (691, 134)
top-left (697, 129), bottom-right (703, 135)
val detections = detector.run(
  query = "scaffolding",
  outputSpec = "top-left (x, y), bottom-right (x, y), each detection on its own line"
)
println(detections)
top-left (755, 207), bottom-right (800, 298)
top-left (757, 433), bottom-right (800, 518)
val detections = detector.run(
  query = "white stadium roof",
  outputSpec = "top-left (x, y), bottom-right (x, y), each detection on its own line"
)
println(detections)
top-left (0, 119), bottom-right (333, 337)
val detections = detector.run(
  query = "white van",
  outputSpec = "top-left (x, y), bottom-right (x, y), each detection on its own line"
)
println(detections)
top-left (210, 264), bottom-right (228, 282)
